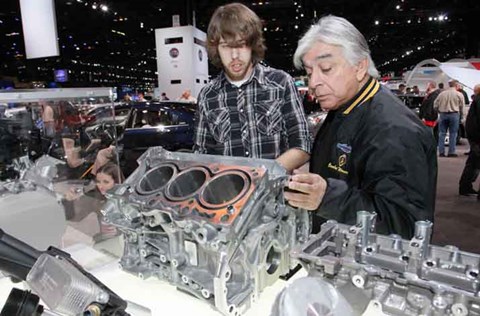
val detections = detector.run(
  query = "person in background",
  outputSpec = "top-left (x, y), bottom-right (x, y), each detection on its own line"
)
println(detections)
top-left (62, 162), bottom-right (124, 241)
top-left (137, 92), bottom-right (146, 102)
top-left (398, 83), bottom-right (406, 94)
top-left (177, 89), bottom-right (197, 103)
top-left (285, 15), bottom-right (436, 238)
top-left (194, 3), bottom-right (311, 173)
top-left (160, 92), bottom-right (170, 100)
top-left (419, 81), bottom-right (441, 143)
top-left (41, 101), bottom-right (55, 137)
top-left (438, 82), bottom-right (445, 90)
top-left (456, 83), bottom-right (470, 106)
top-left (459, 84), bottom-right (480, 198)
top-left (434, 80), bottom-right (464, 157)
top-left (412, 85), bottom-right (420, 95)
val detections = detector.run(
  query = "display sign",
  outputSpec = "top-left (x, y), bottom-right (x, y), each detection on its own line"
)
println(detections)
top-left (19, 0), bottom-right (59, 59)
top-left (54, 69), bottom-right (68, 82)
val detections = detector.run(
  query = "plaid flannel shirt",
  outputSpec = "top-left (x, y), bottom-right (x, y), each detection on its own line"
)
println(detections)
top-left (194, 64), bottom-right (311, 159)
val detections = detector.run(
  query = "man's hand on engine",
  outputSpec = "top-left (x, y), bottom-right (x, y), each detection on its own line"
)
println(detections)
top-left (284, 169), bottom-right (327, 210)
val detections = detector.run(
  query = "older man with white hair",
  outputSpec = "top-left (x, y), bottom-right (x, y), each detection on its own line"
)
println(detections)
top-left (284, 15), bottom-right (437, 238)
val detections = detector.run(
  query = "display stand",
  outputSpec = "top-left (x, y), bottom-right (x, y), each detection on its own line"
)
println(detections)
top-left (0, 243), bottom-right (306, 316)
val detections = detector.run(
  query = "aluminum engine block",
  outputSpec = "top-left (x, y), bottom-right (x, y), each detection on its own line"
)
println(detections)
top-left (291, 211), bottom-right (480, 316)
top-left (102, 147), bottom-right (310, 316)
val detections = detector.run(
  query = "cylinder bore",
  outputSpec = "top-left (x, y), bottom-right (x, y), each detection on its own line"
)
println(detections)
top-left (137, 164), bottom-right (176, 195)
top-left (200, 172), bottom-right (249, 208)
top-left (166, 168), bottom-right (207, 200)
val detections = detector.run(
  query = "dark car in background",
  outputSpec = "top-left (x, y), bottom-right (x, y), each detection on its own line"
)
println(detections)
top-left (81, 103), bottom-right (131, 147)
top-left (118, 101), bottom-right (196, 176)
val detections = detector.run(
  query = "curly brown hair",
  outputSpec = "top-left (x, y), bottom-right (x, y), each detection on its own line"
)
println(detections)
top-left (207, 3), bottom-right (266, 68)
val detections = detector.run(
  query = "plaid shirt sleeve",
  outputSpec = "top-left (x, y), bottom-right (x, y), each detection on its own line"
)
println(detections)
top-left (193, 88), bottom-right (212, 154)
top-left (281, 74), bottom-right (312, 154)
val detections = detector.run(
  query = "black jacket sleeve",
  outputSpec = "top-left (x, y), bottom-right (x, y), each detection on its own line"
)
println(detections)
top-left (317, 117), bottom-right (437, 239)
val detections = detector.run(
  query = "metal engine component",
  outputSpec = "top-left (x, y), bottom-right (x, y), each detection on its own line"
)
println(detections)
top-left (292, 211), bottom-right (480, 316)
top-left (22, 155), bottom-right (64, 190)
top-left (102, 147), bottom-right (310, 315)
top-left (0, 155), bottom-right (66, 249)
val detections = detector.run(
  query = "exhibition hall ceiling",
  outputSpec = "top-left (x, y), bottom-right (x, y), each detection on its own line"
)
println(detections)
top-left (0, 0), bottom-right (478, 84)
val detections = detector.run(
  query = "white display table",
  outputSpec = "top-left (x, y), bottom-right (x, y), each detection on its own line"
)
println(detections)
top-left (0, 243), bottom-right (306, 316)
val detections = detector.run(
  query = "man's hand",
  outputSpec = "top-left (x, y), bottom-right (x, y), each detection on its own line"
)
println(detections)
top-left (284, 169), bottom-right (327, 210)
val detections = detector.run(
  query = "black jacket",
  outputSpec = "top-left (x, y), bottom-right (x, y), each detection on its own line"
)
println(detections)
top-left (419, 89), bottom-right (441, 121)
top-left (310, 78), bottom-right (437, 239)
top-left (465, 95), bottom-right (480, 142)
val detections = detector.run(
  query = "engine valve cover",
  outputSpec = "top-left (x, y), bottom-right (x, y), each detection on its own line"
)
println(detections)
top-left (102, 147), bottom-right (310, 316)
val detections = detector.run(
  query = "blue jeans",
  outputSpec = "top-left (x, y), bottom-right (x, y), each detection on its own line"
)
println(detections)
top-left (438, 112), bottom-right (460, 155)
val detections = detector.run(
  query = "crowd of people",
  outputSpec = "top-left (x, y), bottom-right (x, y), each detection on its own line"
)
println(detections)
top-left (419, 80), bottom-right (480, 198)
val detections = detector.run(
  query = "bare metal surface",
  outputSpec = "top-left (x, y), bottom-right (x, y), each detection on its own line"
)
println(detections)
top-left (102, 147), bottom-right (310, 316)
top-left (0, 155), bottom-right (67, 249)
top-left (292, 211), bottom-right (480, 316)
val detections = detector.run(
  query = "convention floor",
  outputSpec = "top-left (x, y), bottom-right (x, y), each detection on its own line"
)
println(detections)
top-left (432, 142), bottom-right (480, 254)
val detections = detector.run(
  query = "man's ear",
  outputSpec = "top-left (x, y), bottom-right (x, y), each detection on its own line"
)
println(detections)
top-left (356, 58), bottom-right (368, 81)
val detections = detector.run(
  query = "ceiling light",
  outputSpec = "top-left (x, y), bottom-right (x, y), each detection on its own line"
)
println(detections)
top-left (92, 4), bottom-right (97, 9)
top-left (374, 20), bottom-right (379, 25)
top-left (100, 5), bottom-right (108, 12)
top-left (396, 5), bottom-right (400, 10)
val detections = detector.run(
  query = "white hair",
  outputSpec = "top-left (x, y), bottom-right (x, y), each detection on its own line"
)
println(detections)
top-left (293, 15), bottom-right (379, 78)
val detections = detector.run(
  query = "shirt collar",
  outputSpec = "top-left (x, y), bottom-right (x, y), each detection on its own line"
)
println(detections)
top-left (213, 63), bottom-right (265, 89)
top-left (340, 76), bottom-right (380, 115)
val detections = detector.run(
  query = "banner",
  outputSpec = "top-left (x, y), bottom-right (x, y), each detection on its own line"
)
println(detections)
top-left (19, 0), bottom-right (59, 59)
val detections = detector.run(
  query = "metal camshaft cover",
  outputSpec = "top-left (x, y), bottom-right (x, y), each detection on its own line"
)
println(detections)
top-left (101, 147), bottom-right (310, 316)
top-left (292, 211), bottom-right (480, 316)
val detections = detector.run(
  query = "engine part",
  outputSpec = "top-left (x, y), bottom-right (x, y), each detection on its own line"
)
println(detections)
top-left (1, 288), bottom-right (45, 316)
top-left (0, 229), bottom-right (149, 316)
top-left (21, 155), bottom-right (64, 190)
top-left (270, 276), bottom-right (355, 316)
top-left (102, 147), bottom-right (310, 316)
top-left (291, 211), bottom-right (480, 316)
top-left (0, 155), bottom-right (66, 249)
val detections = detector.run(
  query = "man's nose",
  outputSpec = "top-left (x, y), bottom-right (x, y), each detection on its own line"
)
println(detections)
top-left (309, 72), bottom-right (323, 91)
top-left (231, 47), bottom-right (239, 59)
